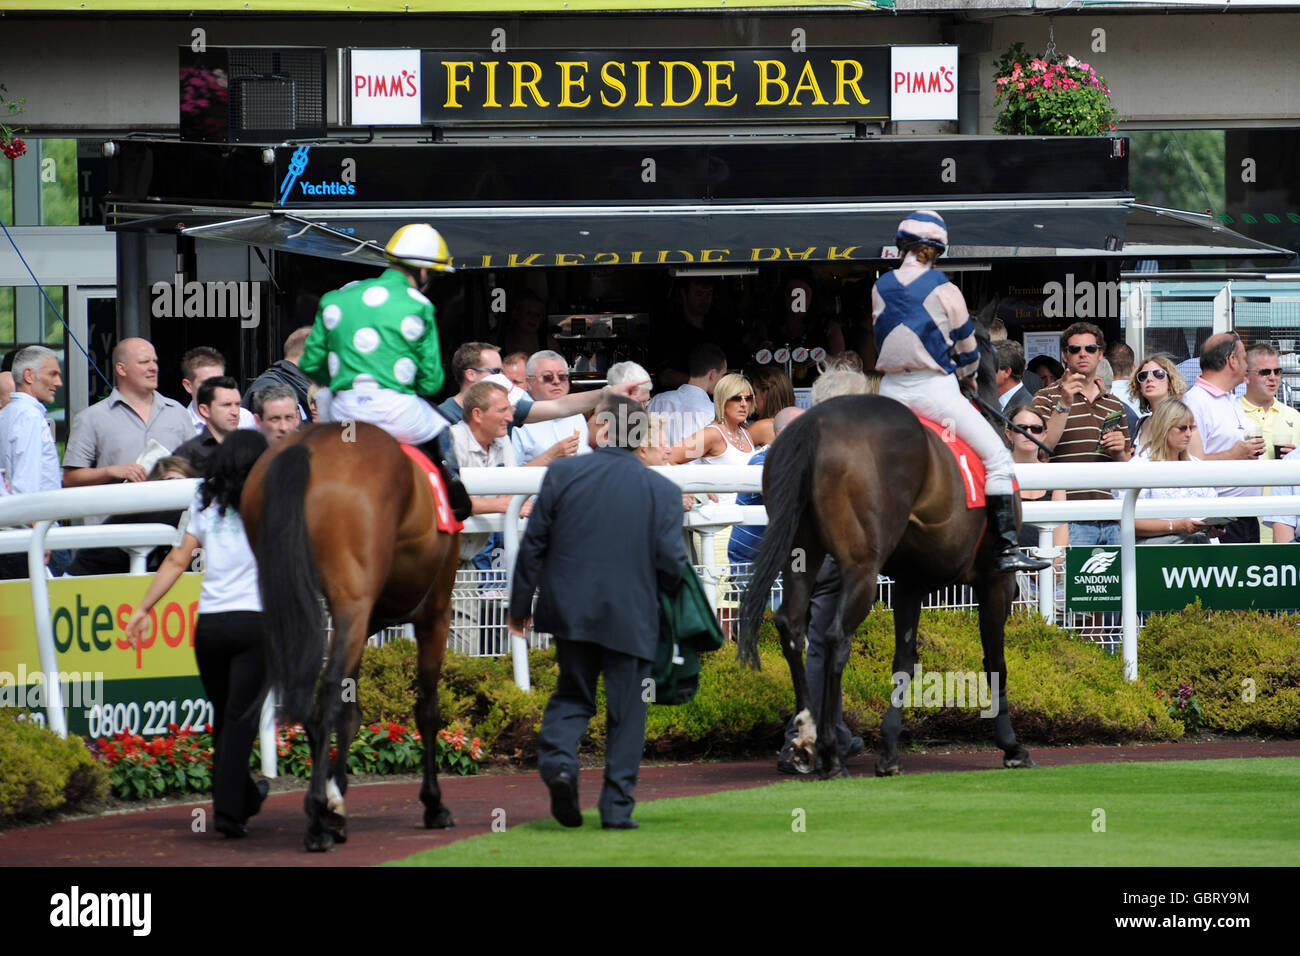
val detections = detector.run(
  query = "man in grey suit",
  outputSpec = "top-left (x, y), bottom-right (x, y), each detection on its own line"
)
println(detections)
top-left (508, 392), bottom-right (687, 830)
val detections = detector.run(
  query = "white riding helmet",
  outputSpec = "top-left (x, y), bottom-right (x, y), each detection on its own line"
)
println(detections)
top-left (384, 223), bottom-right (455, 272)
top-left (895, 209), bottom-right (948, 254)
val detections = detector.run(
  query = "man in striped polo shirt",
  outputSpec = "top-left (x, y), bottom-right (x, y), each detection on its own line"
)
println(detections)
top-left (1031, 322), bottom-right (1133, 546)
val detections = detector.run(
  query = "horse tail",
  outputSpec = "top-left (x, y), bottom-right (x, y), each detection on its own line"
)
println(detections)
top-left (255, 444), bottom-right (325, 725)
top-left (737, 413), bottom-right (818, 669)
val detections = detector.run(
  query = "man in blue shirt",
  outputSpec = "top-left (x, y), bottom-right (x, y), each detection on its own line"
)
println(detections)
top-left (0, 346), bottom-right (70, 577)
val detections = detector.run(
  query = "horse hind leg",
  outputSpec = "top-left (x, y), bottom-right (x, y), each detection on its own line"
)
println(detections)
top-left (322, 661), bottom-right (363, 844)
top-left (877, 582), bottom-right (922, 777)
top-left (304, 605), bottom-right (370, 852)
top-left (775, 540), bottom-right (822, 775)
top-left (975, 574), bottom-right (1036, 769)
top-left (815, 560), bottom-right (876, 780)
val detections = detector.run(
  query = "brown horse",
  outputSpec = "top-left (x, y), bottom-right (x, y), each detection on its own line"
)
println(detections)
top-left (241, 422), bottom-right (459, 851)
top-left (737, 381), bottom-right (1035, 779)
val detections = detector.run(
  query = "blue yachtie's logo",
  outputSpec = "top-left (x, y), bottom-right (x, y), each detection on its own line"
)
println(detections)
top-left (279, 146), bottom-right (310, 204)
top-left (278, 147), bottom-right (358, 203)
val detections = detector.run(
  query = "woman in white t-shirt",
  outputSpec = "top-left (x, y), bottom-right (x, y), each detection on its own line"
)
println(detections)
top-left (126, 430), bottom-right (270, 838)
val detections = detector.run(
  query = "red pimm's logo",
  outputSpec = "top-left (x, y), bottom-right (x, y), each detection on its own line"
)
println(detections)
top-left (355, 70), bottom-right (419, 98)
top-left (893, 67), bottom-right (955, 95)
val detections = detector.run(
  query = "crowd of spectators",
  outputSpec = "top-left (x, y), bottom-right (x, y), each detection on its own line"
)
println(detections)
top-left (0, 330), bottom-right (316, 580)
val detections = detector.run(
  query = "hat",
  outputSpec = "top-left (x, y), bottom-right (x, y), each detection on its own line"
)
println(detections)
top-left (895, 209), bottom-right (948, 252)
top-left (483, 372), bottom-right (529, 406)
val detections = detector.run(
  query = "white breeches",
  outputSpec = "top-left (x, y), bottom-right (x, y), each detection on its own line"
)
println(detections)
top-left (878, 369), bottom-right (1015, 495)
top-left (325, 384), bottom-right (449, 445)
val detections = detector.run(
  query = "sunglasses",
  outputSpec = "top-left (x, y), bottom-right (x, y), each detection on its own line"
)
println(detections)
top-left (1252, 367), bottom-right (1281, 376)
top-left (727, 393), bottom-right (754, 403)
top-left (1173, 423), bottom-right (1198, 433)
top-left (1066, 344), bottom-right (1102, 354)
top-left (473, 366), bottom-right (504, 375)
top-left (534, 372), bottom-right (570, 384)
top-left (1013, 423), bottom-right (1046, 435)
top-left (1136, 368), bottom-right (1168, 383)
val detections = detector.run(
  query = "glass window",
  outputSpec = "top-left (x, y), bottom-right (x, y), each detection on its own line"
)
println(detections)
top-left (1127, 129), bottom-right (1225, 218)
top-left (38, 139), bottom-right (78, 226)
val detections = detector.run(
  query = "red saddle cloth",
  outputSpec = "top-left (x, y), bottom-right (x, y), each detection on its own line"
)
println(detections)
top-left (917, 417), bottom-right (987, 510)
top-left (400, 444), bottom-right (464, 535)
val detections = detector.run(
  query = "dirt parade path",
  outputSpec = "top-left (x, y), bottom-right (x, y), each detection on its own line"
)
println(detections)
top-left (4, 738), bottom-right (1297, 867)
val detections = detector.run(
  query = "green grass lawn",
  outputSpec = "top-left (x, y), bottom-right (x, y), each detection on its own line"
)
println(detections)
top-left (387, 759), bottom-right (1300, 867)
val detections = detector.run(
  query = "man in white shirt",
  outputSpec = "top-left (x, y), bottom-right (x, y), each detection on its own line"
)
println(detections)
top-left (1184, 332), bottom-right (1266, 543)
top-left (1266, 448), bottom-right (1300, 543)
top-left (646, 342), bottom-right (727, 449)
top-left (180, 346), bottom-right (256, 434)
top-left (512, 351), bottom-right (589, 464)
top-left (0, 346), bottom-right (70, 577)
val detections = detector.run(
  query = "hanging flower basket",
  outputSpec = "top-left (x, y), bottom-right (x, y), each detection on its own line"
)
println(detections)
top-left (1, 82), bottom-right (27, 159)
top-left (992, 42), bottom-right (1117, 136)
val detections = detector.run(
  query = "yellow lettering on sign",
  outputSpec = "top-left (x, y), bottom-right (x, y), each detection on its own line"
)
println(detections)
top-left (556, 61), bottom-right (591, 108)
top-left (601, 61), bottom-right (627, 108)
top-left (660, 61), bottom-right (703, 108)
top-left (833, 59), bottom-right (869, 106)
top-left (750, 247), bottom-right (783, 261)
top-left (629, 250), bottom-right (644, 264)
top-left (511, 62), bottom-right (549, 108)
top-left (827, 246), bottom-right (860, 260)
top-left (444, 61), bottom-right (474, 109)
top-left (480, 255), bottom-right (494, 268)
top-left (703, 61), bottom-right (738, 107)
top-left (754, 60), bottom-right (789, 106)
top-left (631, 61), bottom-right (652, 107)
top-left (657, 250), bottom-right (696, 263)
top-left (508, 253), bottom-right (542, 267)
top-left (789, 60), bottom-right (828, 107)
top-left (482, 61), bottom-right (501, 109)
top-left (555, 253), bottom-right (587, 266)
top-left (700, 249), bottom-right (730, 262)
top-left (786, 247), bottom-right (817, 260)
top-left (594, 252), bottom-right (620, 265)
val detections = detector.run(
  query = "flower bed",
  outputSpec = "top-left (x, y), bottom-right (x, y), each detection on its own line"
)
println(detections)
top-left (89, 720), bottom-right (485, 802)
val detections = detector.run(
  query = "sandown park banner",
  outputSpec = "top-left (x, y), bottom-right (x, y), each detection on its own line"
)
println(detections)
top-left (1065, 545), bottom-right (1300, 613)
top-left (0, 575), bottom-right (206, 738)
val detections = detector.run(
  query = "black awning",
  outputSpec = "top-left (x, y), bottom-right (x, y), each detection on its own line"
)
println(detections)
top-left (170, 199), bottom-right (1294, 270)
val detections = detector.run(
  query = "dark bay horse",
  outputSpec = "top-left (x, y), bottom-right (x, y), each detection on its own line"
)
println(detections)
top-left (241, 422), bottom-right (459, 851)
top-left (737, 364), bottom-right (1035, 779)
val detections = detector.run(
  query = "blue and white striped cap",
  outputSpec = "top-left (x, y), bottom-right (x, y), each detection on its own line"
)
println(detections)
top-left (895, 210), bottom-right (948, 251)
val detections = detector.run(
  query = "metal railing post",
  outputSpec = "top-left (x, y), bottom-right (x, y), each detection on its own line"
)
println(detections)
top-left (1036, 525), bottom-right (1057, 622)
top-left (259, 690), bottom-right (278, 778)
top-left (502, 494), bottom-right (531, 692)
top-left (1120, 489), bottom-right (1140, 681)
top-left (27, 520), bottom-right (67, 738)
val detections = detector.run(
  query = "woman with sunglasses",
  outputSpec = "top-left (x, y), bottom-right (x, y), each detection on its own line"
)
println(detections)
top-left (873, 210), bottom-right (1048, 573)
top-left (1125, 399), bottom-right (1218, 544)
top-left (669, 373), bottom-right (756, 489)
top-left (1006, 406), bottom-right (1069, 549)
top-left (1126, 353), bottom-right (1186, 454)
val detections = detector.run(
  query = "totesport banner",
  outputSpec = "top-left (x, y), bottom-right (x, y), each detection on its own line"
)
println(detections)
top-left (1064, 545), bottom-right (1300, 612)
top-left (0, 575), bottom-right (206, 738)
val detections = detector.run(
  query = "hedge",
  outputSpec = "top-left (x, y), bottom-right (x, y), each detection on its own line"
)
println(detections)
top-left (355, 606), bottom-right (1300, 757)
top-left (0, 711), bottom-right (109, 821)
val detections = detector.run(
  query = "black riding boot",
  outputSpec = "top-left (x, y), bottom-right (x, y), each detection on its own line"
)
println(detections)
top-left (420, 429), bottom-right (473, 522)
top-left (987, 494), bottom-right (1051, 573)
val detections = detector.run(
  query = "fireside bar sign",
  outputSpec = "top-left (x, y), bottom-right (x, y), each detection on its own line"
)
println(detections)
top-left (343, 46), bottom-right (958, 125)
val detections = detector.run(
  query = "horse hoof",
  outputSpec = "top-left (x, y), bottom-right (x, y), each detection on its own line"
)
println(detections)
top-left (875, 760), bottom-right (902, 777)
top-left (304, 831), bottom-right (336, 853)
top-left (1004, 752), bottom-right (1037, 769)
top-left (819, 765), bottom-right (851, 781)
top-left (329, 825), bottom-right (348, 844)
top-left (424, 806), bottom-right (455, 829)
